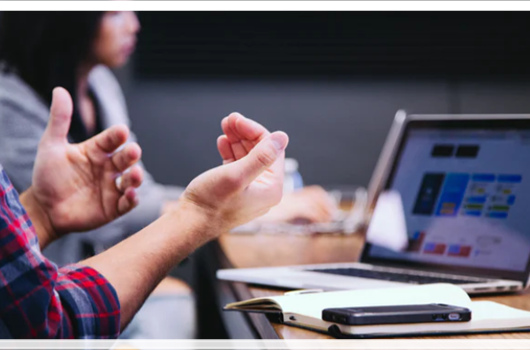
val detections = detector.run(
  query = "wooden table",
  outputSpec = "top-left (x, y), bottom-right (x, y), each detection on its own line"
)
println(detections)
top-left (212, 232), bottom-right (530, 339)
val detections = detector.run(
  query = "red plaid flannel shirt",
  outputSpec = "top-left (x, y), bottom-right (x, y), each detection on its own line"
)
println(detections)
top-left (0, 167), bottom-right (121, 338)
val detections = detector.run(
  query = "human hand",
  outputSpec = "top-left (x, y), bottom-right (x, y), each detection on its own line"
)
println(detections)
top-left (24, 87), bottom-right (143, 245)
top-left (257, 185), bottom-right (338, 224)
top-left (178, 113), bottom-right (289, 236)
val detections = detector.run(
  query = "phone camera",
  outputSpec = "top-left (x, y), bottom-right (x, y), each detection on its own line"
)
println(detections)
top-left (448, 313), bottom-right (461, 321)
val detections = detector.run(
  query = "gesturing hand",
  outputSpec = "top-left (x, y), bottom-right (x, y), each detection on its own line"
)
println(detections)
top-left (180, 113), bottom-right (289, 234)
top-left (24, 87), bottom-right (144, 245)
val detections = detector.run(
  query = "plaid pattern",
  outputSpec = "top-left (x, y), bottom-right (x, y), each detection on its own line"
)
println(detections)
top-left (0, 167), bottom-right (121, 338)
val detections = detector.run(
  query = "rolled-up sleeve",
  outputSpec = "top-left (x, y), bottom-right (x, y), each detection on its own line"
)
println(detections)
top-left (54, 264), bottom-right (120, 338)
top-left (0, 168), bottom-right (120, 338)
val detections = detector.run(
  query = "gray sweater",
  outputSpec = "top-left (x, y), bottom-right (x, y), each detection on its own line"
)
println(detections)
top-left (0, 65), bottom-right (184, 265)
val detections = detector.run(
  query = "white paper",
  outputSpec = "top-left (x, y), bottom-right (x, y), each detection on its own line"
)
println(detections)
top-left (366, 190), bottom-right (409, 251)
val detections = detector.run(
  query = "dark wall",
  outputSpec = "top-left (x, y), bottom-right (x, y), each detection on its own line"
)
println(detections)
top-left (119, 76), bottom-right (448, 187)
top-left (133, 12), bottom-right (530, 79)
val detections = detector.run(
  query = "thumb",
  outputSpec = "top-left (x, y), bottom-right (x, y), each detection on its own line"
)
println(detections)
top-left (235, 131), bottom-right (289, 187)
top-left (41, 87), bottom-right (73, 144)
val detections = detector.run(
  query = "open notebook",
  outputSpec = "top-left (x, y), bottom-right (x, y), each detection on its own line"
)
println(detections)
top-left (224, 284), bottom-right (530, 338)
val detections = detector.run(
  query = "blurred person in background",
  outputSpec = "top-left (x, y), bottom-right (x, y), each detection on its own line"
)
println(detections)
top-left (0, 11), bottom-right (335, 339)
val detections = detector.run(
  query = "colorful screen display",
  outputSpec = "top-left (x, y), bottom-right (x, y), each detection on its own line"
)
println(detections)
top-left (368, 127), bottom-right (530, 274)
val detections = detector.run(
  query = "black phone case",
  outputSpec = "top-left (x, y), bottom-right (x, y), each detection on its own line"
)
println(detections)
top-left (322, 304), bottom-right (471, 326)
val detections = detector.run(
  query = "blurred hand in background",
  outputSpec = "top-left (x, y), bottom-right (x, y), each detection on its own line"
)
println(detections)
top-left (256, 185), bottom-right (338, 224)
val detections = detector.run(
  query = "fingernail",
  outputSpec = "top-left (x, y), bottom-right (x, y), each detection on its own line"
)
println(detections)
top-left (270, 132), bottom-right (288, 151)
top-left (230, 112), bottom-right (243, 118)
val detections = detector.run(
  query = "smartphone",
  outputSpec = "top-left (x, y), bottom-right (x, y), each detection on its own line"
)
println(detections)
top-left (322, 303), bottom-right (471, 326)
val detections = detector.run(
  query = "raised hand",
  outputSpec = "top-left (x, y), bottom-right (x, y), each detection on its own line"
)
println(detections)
top-left (26, 87), bottom-right (143, 244)
top-left (180, 113), bottom-right (289, 233)
top-left (219, 114), bottom-right (337, 225)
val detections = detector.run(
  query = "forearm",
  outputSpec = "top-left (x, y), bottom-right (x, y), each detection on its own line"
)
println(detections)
top-left (19, 187), bottom-right (55, 250)
top-left (82, 201), bottom-right (214, 329)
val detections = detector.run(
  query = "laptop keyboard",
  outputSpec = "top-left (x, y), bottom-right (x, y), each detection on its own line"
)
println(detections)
top-left (309, 267), bottom-right (490, 285)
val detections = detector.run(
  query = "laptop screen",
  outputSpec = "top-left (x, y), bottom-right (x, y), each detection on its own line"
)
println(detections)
top-left (362, 119), bottom-right (530, 282)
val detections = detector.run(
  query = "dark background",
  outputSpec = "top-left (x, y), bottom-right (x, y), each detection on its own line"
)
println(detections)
top-left (114, 11), bottom-right (530, 189)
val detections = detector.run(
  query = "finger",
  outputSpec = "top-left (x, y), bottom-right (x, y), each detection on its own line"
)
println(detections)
top-left (89, 124), bottom-right (130, 153)
top-left (234, 116), bottom-right (270, 142)
top-left (111, 142), bottom-right (142, 172)
top-left (303, 189), bottom-right (336, 220)
top-left (231, 141), bottom-right (248, 161)
top-left (217, 135), bottom-right (235, 164)
top-left (295, 210), bottom-right (326, 224)
top-left (240, 139), bottom-right (257, 154)
top-left (118, 187), bottom-right (139, 214)
top-left (234, 131), bottom-right (289, 187)
top-left (221, 112), bottom-right (258, 160)
top-left (318, 192), bottom-right (340, 216)
top-left (221, 114), bottom-right (242, 143)
top-left (227, 112), bottom-right (247, 136)
top-left (306, 186), bottom-right (338, 211)
top-left (118, 165), bottom-right (144, 191)
top-left (235, 116), bottom-right (270, 154)
top-left (41, 87), bottom-right (73, 144)
top-left (309, 209), bottom-right (333, 223)
top-left (297, 200), bottom-right (333, 223)
top-left (264, 132), bottom-right (289, 179)
top-left (312, 203), bottom-right (335, 222)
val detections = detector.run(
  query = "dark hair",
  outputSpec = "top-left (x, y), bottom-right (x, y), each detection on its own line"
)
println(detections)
top-left (0, 11), bottom-right (104, 139)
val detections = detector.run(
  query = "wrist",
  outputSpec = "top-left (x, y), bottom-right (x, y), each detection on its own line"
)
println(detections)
top-left (167, 196), bottom-right (229, 245)
top-left (20, 187), bottom-right (56, 249)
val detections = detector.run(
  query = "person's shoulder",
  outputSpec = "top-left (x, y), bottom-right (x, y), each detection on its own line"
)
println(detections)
top-left (0, 68), bottom-right (49, 121)
top-left (88, 65), bottom-right (124, 97)
top-left (88, 65), bottom-right (130, 126)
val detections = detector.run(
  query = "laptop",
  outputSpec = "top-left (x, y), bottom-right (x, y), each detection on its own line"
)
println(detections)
top-left (217, 111), bottom-right (530, 294)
